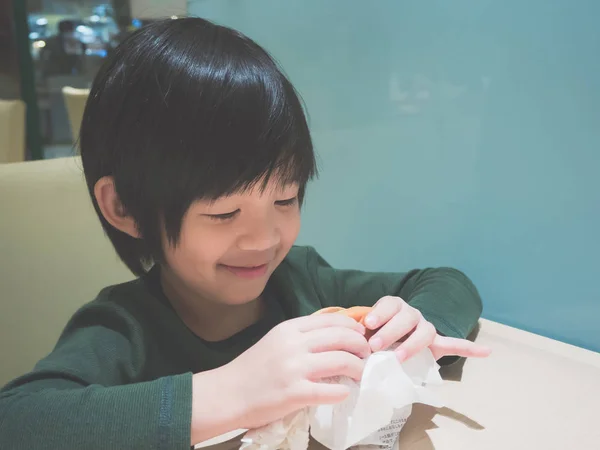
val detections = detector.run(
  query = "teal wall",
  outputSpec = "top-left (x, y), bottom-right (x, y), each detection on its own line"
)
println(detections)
top-left (187, 0), bottom-right (600, 352)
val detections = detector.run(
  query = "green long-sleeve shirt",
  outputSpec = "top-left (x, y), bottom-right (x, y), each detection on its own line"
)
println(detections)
top-left (0, 246), bottom-right (482, 449)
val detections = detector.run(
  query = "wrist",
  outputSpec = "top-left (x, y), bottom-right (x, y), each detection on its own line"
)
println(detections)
top-left (190, 364), bottom-right (247, 446)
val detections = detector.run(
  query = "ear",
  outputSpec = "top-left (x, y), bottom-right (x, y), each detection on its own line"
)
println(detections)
top-left (94, 176), bottom-right (140, 238)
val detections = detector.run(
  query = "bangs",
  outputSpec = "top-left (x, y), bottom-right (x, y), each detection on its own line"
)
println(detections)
top-left (157, 39), bottom-right (316, 201)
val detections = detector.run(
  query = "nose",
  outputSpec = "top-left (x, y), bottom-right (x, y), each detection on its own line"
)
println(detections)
top-left (237, 215), bottom-right (281, 252)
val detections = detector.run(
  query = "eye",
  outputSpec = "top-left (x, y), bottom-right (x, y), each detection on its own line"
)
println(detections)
top-left (275, 197), bottom-right (298, 207)
top-left (205, 209), bottom-right (240, 221)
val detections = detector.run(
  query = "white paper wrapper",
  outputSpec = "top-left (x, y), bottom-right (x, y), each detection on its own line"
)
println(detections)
top-left (241, 410), bottom-right (310, 450)
top-left (194, 429), bottom-right (248, 449)
top-left (237, 347), bottom-right (443, 450)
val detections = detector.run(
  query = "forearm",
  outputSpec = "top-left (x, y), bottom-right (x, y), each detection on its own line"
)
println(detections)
top-left (402, 267), bottom-right (483, 339)
top-left (0, 374), bottom-right (193, 450)
top-left (190, 367), bottom-right (246, 446)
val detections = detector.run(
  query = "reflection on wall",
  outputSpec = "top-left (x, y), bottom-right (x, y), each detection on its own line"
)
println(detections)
top-left (187, 0), bottom-right (600, 351)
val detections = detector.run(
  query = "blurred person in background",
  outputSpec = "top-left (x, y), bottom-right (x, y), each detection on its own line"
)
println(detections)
top-left (40, 19), bottom-right (86, 77)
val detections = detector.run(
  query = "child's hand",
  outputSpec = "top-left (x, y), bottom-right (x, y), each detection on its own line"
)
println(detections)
top-left (219, 313), bottom-right (371, 430)
top-left (365, 296), bottom-right (491, 362)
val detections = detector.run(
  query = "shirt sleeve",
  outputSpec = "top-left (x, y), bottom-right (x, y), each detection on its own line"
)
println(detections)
top-left (305, 246), bottom-right (483, 340)
top-left (0, 301), bottom-right (193, 450)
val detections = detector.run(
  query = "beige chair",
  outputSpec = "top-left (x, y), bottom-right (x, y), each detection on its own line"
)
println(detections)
top-left (0, 157), bottom-right (132, 386)
top-left (62, 86), bottom-right (90, 144)
top-left (0, 99), bottom-right (26, 163)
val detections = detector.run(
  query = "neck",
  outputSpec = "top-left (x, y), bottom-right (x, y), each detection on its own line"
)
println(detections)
top-left (159, 267), bottom-right (265, 342)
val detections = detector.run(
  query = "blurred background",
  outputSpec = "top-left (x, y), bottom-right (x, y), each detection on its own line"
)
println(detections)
top-left (1, 1), bottom-right (599, 356)
top-left (0, 0), bottom-right (184, 160)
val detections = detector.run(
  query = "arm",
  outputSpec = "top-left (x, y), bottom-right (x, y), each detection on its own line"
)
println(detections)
top-left (0, 301), bottom-right (238, 449)
top-left (306, 247), bottom-right (482, 340)
top-left (0, 374), bottom-right (192, 450)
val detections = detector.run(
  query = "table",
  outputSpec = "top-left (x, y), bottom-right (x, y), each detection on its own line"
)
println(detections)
top-left (397, 319), bottom-right (600, 449)
top-left (196, 320), bottom-right (600, 450)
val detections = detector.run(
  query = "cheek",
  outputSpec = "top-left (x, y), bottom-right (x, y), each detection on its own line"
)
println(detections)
top-left (164, 221), bottom-right (230, 272)
top-left (279, 210), bottom-right (301, 248)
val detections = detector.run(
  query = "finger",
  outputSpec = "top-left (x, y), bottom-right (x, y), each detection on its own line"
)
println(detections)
top-left (307, 351), bottom-right (366, 381)
top-left (307, 327), bottom-right (371, 359)
top-left (394, 320), bottom-right (437, 362)
top-left (364, 296), bottom-right (404, 330)
top-left (294, 312), bottom-right (366, 335)
top-left (430, 335), bottom-right (492, 360)
top-left (368, 307), bottom-right (421, 352)
top-left (293, 380), bottom-right (351, 406)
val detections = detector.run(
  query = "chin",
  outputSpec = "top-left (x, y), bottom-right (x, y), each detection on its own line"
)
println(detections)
top-left (225, 285), bottom-right (267, 306)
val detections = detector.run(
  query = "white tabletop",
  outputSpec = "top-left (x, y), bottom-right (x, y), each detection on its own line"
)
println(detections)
top-left (398, 319), bottom-right (600, 450)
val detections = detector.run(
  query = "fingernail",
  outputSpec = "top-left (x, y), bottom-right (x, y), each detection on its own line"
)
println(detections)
top-left (370, 337), bottom-right (383, 352)
top-left (396, 348), bottom-right (407, 362)
top-left (357, 323), bottom-right (366, 334)
top-left (365, 315), bottom-right (378, 329)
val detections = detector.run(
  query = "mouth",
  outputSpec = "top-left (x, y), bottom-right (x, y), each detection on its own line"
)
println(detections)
top-left (220, 263), bottom-right (269, 279)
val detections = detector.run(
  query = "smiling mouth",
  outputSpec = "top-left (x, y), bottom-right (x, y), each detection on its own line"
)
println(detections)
top-left (220, 263), bottom-right (269, 279)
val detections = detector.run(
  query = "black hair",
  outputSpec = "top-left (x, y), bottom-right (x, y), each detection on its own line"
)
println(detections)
top-left (80, 17), bottom-right (316, 276)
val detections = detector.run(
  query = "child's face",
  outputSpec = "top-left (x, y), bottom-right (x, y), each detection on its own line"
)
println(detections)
top-left (161, 178), bottom-right (301, 305)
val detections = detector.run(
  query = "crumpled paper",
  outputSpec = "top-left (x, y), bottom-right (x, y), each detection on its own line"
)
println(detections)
top-left (239, 347), bottom-right (443, 450)
top-left (241, 410), bottom-right (310, 450)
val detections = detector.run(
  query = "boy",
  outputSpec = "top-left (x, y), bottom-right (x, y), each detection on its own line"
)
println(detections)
top-left (0, 18), bottom-right (489, 449)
